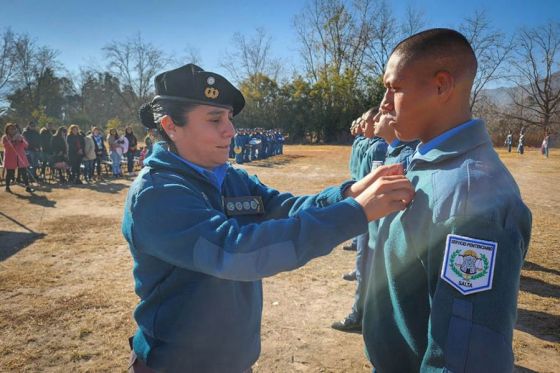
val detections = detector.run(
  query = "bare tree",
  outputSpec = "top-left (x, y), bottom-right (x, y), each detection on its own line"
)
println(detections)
top-left (363, 1), bottom-right (426, 78)
top-left (11, 33), bottom-right (59, 91)
top-left (103, 34), bottom-right (170, 118)
top-left (221, 27), bottom-right (281, 83)
top-left (460, 10), bottom-right (515, 112)
top-left (363, 0), bottom-right (399, 77)
top-left (0, 28), bottom-right (17, 94)
top-left (509, 21), bottom-right (560, 134)
top-left (293, 0), bottom-right (371, 82)
top-left (182, 46), bottom-right (203, 66)
top-left (400, 3), bottom-right (427, 39)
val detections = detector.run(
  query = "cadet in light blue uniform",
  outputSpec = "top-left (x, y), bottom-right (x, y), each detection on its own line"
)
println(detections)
top-left (342, 120), bottom-right (365, 252)
top-left (123, 63), bottom-right (414, 373)
top-left (234, 129), bottom-right (246, 164)
top-left (362, 29), bottom-right (531, 372)
top-left (504, 130), bottom-right (513, 153)
top-left (349, 120), bottom-right (368, 181)
top-left (333, 108), bottom-right (388, 332)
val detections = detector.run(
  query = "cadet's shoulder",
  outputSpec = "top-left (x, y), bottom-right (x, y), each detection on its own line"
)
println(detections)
top-left (423, 146), bottom-right (525, 221)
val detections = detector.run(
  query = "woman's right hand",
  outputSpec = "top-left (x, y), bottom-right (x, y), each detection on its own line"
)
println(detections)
top-left (354, 175), bottom-right (414, 221)
top-left (344, 163), bottom-right (404, 199)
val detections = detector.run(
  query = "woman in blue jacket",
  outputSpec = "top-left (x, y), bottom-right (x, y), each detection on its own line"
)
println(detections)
top-left (122, 63), bottom-right (414, 373)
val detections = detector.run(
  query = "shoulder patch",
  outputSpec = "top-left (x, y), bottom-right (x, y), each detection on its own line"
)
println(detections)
top-left (441, 234), bottom-right (497, 295)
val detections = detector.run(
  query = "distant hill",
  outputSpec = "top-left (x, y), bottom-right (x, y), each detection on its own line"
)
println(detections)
top-left (480, 71), bottom-right (560, 107)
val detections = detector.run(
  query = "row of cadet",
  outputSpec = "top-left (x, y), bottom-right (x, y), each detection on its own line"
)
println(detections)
top-left (230, 128), bottom-right (285, 164)
top-left (331, 107), bottom-right (420, 333)
top-left (1, 121), bottom-right (158, 193)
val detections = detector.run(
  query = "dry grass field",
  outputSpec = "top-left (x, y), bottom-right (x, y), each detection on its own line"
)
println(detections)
top-left (0, 145), bottom-right (558, 372)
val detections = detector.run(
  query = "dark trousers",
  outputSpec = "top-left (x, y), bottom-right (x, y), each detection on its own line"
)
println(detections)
top-left (127, 151), bottom-right (136, 173)
top-left (6, 168), bottom-right (29, 188)
top-left (93, 155), bottom-right (103, 176)
top-left (69, 156), bottom-right (82, 182)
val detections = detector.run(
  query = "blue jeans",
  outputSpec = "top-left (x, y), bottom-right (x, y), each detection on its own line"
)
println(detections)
top-left (83, 160), bottom-right (94, 179)
top-left (110, 152), bottom-right (122, 175)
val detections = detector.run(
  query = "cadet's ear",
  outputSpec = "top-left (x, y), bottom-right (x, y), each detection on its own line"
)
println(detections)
top-left (434, 70), bottom-right (454, 102)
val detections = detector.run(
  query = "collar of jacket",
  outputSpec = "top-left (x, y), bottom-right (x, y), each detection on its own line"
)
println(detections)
top-left (144, 141), bottom-right (230, 190)
top-left (387, 140), bottom-right (420, 157)
top-left (409, 119), bottom-right (489, 166)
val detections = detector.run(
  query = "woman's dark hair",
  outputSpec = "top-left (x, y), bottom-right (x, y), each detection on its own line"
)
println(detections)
top-left (139, 100), bottom-right (197, 147)
top-left (54, 126), bottom-right (67, 137)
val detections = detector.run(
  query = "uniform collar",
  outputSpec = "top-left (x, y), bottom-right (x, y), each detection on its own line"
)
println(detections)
top-left (168, 151), bottom-right (228, 190)
top-left (387, 139), bottom-right (401, 154)
top-left (410, 119), bottom-right (489, 165)
top-left (387, 139), bottom-right (419, 156)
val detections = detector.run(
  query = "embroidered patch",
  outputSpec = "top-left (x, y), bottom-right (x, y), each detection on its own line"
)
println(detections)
top-left (223, 196), bottom-right (265, 216)
top-left (441, 234), bottom-right (497, 295)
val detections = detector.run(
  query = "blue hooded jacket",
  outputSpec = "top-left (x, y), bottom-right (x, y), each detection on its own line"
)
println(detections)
top-left (122, 142), bottom-right (368, 372)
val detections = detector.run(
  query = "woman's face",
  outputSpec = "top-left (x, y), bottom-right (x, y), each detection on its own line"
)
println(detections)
top-left (93, 129), bottom-right (99, 136)
top-left (126, 128), bottom-right (132, 134)
top-left (172, 104), bottom-right (235, 169)
top-left (7, 126), bottom-right (17, 136)
top-left (110, 129), bottom-right (116, 136)
top-left (71, 127), bottom-right (78, 135)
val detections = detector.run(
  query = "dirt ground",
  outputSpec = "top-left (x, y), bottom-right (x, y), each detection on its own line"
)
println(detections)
top-left (0, 145), bottom-right (558, 372)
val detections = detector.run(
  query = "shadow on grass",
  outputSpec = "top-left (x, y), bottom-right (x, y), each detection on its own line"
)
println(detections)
top-left (0, 212), bottom-right (46, 261)
top-left (31, 179), bottom-right (130, 194)
top-left (520, 275), bottom-right (560, 299)
top-left (0, 231), bottom-right (46, 261)
top-left (13, 191), bottom-right (57, 208)
top-left (523, 260), bottom-right (560, 276)
top-left (244, 154), bottom-right (304, 168)
top-left (515, 308), bottom-right (560, 343)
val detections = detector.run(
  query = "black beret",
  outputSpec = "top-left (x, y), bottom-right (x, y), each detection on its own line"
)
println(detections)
top-left (152, 63), bottom-right (245, 116)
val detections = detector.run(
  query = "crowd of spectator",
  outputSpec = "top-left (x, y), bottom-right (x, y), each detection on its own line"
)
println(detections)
top-left (1, 121), bottom-right (157, 193)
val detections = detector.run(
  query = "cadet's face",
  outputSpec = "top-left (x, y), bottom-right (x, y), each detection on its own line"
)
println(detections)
top-left (174, 105), bottom-right (235, 169)
top-left (382, 53), bottom-right (437, 142)
top-left (363, 114), bottom-right (375, 138)
top-left (373, 111), bottom-right (396, 142)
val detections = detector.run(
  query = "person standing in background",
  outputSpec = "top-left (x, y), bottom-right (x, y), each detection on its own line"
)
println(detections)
top-left (2, 123), bottom-right (33, 193)
top-left (91, 127), bottom-right (106, 179)
top-left (541, 132), bottom-right (550, 158)
top-left (125, 126), bottom-right (138, 176)
top-left (107, 128), bottom-right (124, 177)
top-left (39, 126), bottom-right (53, 181)
top-left (22, 121), bottom-right (41, 180)
top-left (504, 130), bottom-right (513, 153)
top-left (66, 124), bottom-right (85, 184)
top-left (83, 131), bottom-right (97, 182)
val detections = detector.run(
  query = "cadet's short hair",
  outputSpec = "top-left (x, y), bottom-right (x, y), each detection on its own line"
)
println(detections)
top-left (392, 28), bottom-right (477, 82)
